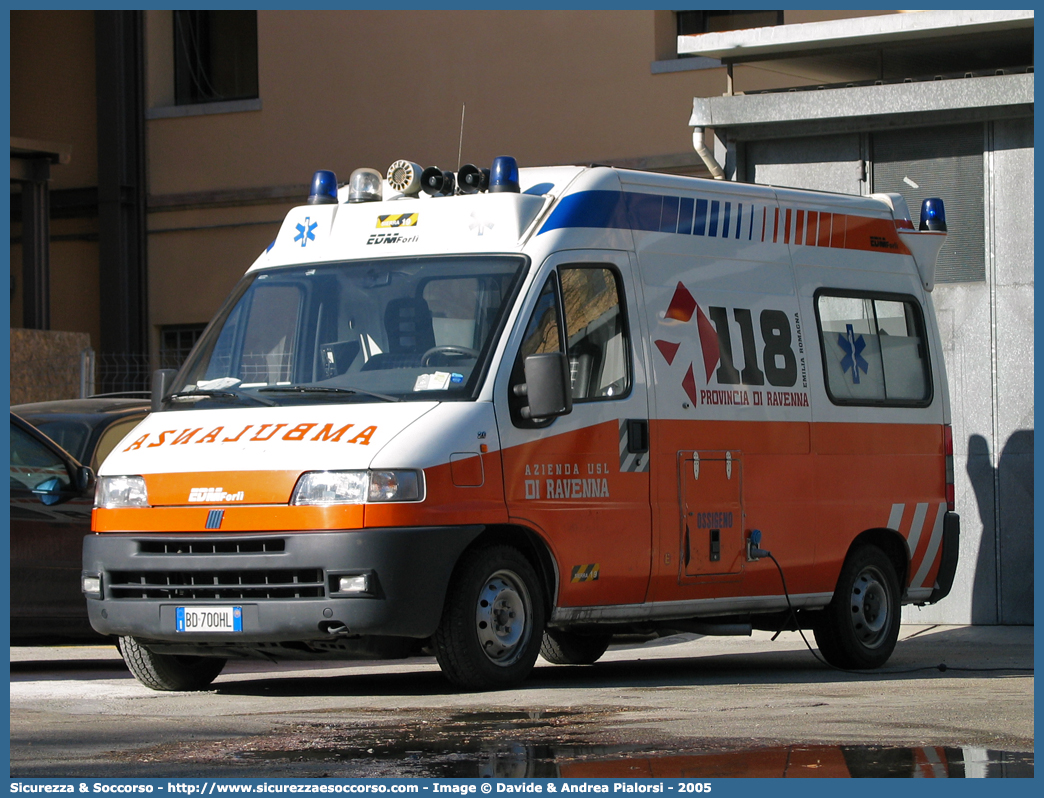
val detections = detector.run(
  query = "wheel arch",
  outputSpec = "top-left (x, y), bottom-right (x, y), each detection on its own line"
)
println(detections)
top-left (462, 524), bottom-right (559, 614)
top-left (848, 528), bottom-right (910, 594)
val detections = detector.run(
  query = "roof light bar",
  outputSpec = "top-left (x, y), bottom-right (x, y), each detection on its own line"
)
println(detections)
top-left (489, 156), bottom-right (520, 193)
top-left (307, 170), bottom-right (339, 205)
top-left (919, 197), bottom-right (947, 232)
top-left (347, 168), bottom-right (383, 203)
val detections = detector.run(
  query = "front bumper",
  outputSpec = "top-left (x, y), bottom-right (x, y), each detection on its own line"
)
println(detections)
top-left (83, 526), bottom-right (482, 644)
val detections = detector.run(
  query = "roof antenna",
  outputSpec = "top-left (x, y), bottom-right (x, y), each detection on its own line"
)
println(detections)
top-left (457, 104), bottom-right (465, 171)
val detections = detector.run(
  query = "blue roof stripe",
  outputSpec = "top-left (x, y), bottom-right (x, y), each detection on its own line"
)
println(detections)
top-left (539, 189), bottom-right (727, 236)
top-left (694, 199), bottom-right (708, 235)
top-left (539, 190), bottom-right (771, 243)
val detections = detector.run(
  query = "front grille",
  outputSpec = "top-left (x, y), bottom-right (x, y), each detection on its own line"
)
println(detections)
top-left (108, 568), bottom-right (324, 600)
top-left (137, 539), bottom-right (287, 555)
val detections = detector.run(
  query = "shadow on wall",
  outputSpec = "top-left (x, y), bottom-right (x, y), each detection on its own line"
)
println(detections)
top-left (967, 431), bottom-right (1034, 625)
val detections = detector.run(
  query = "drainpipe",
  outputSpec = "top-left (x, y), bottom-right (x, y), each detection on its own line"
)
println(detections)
top-left (692, 127), bottom-right (725, 180)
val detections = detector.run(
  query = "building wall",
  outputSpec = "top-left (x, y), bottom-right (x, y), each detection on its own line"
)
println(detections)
top-left (739, 118), bottom-right (1033, 625)
top-left (140, 10), bottom-right (740, 342)
top-left (10, 11), bottom-right (101, 343)
top-left (11, 8), bottom-right (898, 351)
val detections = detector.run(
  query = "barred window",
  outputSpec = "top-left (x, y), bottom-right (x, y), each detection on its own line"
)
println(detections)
top-left (160, 323), bottom-right (206, 371)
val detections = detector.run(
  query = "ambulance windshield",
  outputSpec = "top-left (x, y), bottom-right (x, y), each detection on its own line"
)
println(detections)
top-left (167, 256), bottom-right (527, 408)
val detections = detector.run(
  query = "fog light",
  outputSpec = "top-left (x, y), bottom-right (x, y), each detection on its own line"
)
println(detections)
top-left (338, 574), bottom-right (370, 594)
top-left (82, 573), bottom-right (102, 598)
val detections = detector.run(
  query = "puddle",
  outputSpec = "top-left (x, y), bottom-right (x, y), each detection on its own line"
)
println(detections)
top-left (245, 740), bottom-right (1033, 778)
top-left (557, 746), bottom-right (1033, 779)
top-left (108, 710), bottom-right (1033, 778)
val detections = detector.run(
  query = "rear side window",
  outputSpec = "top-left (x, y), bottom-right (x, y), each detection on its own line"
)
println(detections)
top-left (816, 291), bottom-right (932, 406)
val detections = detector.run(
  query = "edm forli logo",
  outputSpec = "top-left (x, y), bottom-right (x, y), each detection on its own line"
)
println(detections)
top-left (295, 216), bottom-right (318, 247)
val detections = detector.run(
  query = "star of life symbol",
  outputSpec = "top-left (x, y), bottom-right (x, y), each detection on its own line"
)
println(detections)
top-left (469, 212), bottom-right (494, 236)
top-left (838, 323), bottom-right (869, 383)
top-left (295, 217), bottom-right (318, 247)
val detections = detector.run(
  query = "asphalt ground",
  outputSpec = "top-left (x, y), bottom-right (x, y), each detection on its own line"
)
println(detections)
top-left (9, 624), bottom-right (1034, 778)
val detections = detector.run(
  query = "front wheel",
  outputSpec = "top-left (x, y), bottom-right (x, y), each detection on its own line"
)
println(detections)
top-left (813, 545), bottom-right (901, 669)
top-left (540, 628), bottom-right (612, 665)
top-left (433, 545), bottom-right (545, 690)
top-left (118, 636), bottom-right (226, 691)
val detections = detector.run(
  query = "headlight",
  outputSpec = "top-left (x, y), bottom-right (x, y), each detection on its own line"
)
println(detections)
top-left (291, 471), bottom-right (368, 505)
top-left (96, 475), bottom-right (149, 508)
top-left (368, 470), bottom-right (421, 502)
top-left (290, 470), bottom-right (423, 505)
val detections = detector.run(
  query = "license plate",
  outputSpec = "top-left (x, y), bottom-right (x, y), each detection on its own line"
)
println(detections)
top-left (176, 606), bottom-right (243, 633)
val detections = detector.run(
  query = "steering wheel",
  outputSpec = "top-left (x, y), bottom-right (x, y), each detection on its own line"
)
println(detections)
top-left (421, 345), bottom-right (480, 366)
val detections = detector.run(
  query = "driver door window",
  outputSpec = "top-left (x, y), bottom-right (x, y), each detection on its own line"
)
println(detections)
top-left (560, 267), bottom-right (630, 401)
top-left (511, 266), bottom-right (630, 426)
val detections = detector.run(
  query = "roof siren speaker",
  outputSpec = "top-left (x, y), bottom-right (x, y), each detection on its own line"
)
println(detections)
top-left (387, 160), bottom-right (423, 195)
top-left (420, 166), bottom-right (456, 197)
top-left (458, 164), bottom-right (490, 194)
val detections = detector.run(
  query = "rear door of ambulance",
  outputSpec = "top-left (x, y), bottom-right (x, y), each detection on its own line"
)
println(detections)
top-left (786, 188), bottom-right (949, 597)
top-left (494, 249), bottom-right (653, 611)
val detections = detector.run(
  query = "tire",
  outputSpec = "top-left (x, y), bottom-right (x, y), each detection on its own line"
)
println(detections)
top-left (540, 628), bottom-right (612, 665)
top-left (433, 545), bottom-right (545, 690)
top-left (813, 545), bottom-right (901, 669)
top-left (118, 636), bottom-right (226, 691)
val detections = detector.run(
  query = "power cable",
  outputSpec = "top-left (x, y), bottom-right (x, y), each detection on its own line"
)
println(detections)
top-left (761, 548), bottom-right (1033, 676)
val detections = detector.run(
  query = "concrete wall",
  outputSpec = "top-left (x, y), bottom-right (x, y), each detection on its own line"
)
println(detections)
top-left (739, 118), bottom-right (1034, 625)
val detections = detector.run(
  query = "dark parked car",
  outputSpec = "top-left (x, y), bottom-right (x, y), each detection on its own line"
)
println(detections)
top-left (13, 397), bottom-right (151, 473)
top-left (10, 398), bottom-right (149, 641)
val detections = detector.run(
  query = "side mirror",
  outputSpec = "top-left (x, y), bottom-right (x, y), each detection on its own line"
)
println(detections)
top-left (75, 465), bottom-right (96, 494)
top-left (516, 352), bottom-right (572, 420)
top-left (151, 369), bottom-right (177, 411)
top-left (32, 466), bottom-right (95, 506)
top-left (33, 477), bottom-right (68, 506)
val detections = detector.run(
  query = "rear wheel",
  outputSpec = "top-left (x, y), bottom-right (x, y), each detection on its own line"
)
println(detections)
top-left (540, 628), bottom-right (612, 665)
top-left (813, 545), bottom-right (901, 669)
top-left (118, 636), bottom-right (226, 691)
top-left (433, 545), bottom-right (545, 690)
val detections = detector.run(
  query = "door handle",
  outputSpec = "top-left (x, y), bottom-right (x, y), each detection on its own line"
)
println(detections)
top-left (626, 419), bottom-right (649, 454)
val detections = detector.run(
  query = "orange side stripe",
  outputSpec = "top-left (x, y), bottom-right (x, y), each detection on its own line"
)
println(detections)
top-left (93, 505), bottom-right (364, 533)
top-left (144, 470), bottom-right (303, 506)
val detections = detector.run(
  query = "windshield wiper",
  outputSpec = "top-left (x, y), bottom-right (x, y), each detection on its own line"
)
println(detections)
top-left (166, 389), bottom-right (278, 407)
top-left (258, 385), bottom-right (401, 402)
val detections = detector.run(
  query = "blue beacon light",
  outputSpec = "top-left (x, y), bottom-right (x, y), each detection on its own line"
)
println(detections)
top-left (488, 156), bottom-right (520, 193)
top-left (307, 170), bottom-right (339, 205)
top-left (919, 197), bottom-right (947, 232)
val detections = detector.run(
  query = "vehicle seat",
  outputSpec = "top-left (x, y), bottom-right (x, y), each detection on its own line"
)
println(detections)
top-left (362, 297), bottom-right (436, 370)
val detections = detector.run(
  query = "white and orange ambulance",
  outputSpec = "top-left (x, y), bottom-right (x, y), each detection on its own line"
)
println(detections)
top-left (83, 157), bottom-right (960, 691)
